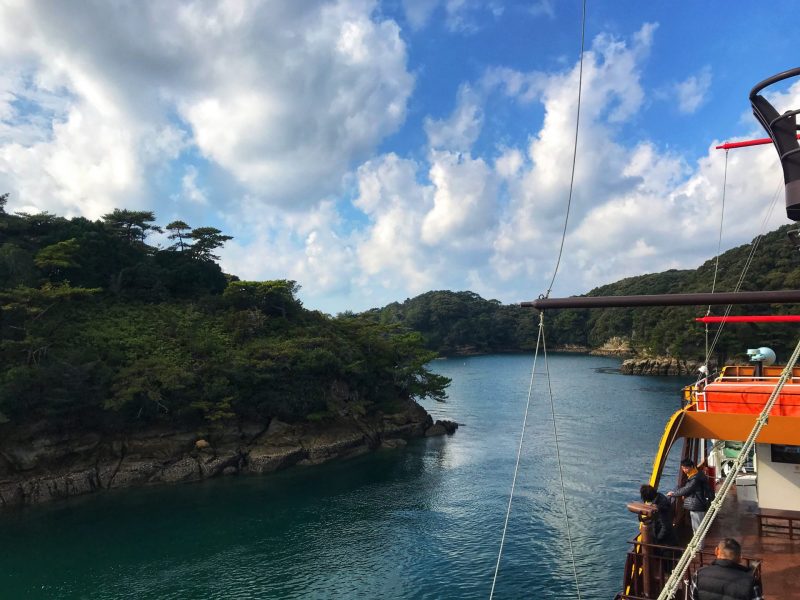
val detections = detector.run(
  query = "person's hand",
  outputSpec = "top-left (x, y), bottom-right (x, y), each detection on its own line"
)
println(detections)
top-left (666, 491), bottom-right (674, 497)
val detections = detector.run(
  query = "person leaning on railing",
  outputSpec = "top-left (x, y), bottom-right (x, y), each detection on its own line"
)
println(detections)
top-left (667, 458), bottom-right (711, 533)
top-left (639, 484), bottom-right (678, 548)
top-left (689, 538), bottom-right (763, 600)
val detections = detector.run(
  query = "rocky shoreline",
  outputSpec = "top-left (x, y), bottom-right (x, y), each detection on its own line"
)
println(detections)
top-left (620, 357), bottom-right (707, 376)
top-left (0, 400), bottom-right (457, 511)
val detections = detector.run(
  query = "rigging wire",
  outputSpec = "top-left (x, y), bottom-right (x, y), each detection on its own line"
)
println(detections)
top-left (489, 317), bottom-right (544, 599)
top-left (541, 318), bottom-right (583, 600)
top-left (705, 149), bottom-right (728, 363)
top-left (703, 179), bottom-right (783, 366)
top-left (544, 0), bottom-right (587, 299)
top-left (658, 333), bottom-right (800, 600)
top-left (492, 2), bottom-right (588, 596)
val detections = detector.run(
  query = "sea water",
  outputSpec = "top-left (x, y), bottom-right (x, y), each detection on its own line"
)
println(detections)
top-left (0, 354), bottom-right (687, 599)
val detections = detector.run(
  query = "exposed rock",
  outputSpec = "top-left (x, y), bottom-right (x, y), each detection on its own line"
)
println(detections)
top-left (553, 344), bottom-right (591, 353)
top-left (425, 423), bottom-right (447, 437)
top-left (0, 398), bottom-right (455, 511)
top-left (620, 357), bottom-right (709, 376)
top-left (246, 446), bottom-right (306, 474)
top-left (425, 419), bottom-right (459, 437)
top-left (591, 336), bottom-right (634, 357)
top-left (380, 438), bottom-right (408, 449)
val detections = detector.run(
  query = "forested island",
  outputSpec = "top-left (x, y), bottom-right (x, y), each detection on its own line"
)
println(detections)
top-left (365, 225), bottom-right (800, 366)
top-left (0, 196), bottom-right (452, 509)
top-left (4, 192), bottom-right (799, 509)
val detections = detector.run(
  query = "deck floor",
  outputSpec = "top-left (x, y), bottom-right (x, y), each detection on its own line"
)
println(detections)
top-left (701, 486), bottom-right (800, 599)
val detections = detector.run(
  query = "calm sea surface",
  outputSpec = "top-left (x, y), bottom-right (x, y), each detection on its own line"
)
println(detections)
top-left (0, 354), bottom-right (688, 599)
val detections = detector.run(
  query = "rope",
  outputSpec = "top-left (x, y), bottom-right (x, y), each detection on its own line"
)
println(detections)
top-left (705, 150), bottom-right (728, 362)
top-left (544, 0), bottom-right (587, 298)
top-left (489, 315), bottom-right (544, 599)
top-left (493, 2), bottom-right (587, 595)
top-left (658, 334), bottom-right (800, 600)
top-left (541, 316), bottom-right (583, 600)
top-left (703, 179), bottom-right (783, 367)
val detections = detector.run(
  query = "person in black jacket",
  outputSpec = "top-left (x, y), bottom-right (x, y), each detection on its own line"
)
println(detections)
top-left (640, 484), bottom-right (678, 548)
top-left (667, 458), bottom-right (710, 533)
top-left (690, 538), bottom-right (763, 600)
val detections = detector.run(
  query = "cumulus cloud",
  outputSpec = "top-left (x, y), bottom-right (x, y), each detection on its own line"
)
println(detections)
top-left (402, 0), bottom-right (439, 30)
top-left (2, 5), bottom-right (795, 314)
top-left (421, 151), bottom-right (498, 246)
top-left (424, 84), bottom-right (483, 151)
top-left (225, 23), bottom-right (795, 311)
top-left (401, 0), bottom-right (503, 33)
top-left (0, 0), bottom-right (413, 215)
top-left (675, 67), bottom-right (712, 114)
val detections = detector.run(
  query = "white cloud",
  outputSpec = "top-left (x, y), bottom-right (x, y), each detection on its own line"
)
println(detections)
top-left (177, 166), bottom-right (208, 206)
top-left (0, 0), bottom-right (414, 215)
top-left (444, 0), bottom-right (504, 33)
top-left (675, 67), bottom-right (712, 114)
top-left (353, 154), bottom-right (437, 292)
top-left (421, 151), bottom-right (497, 246)
top-left (402, 0), bottom-right (439, 30)
top-left (1, 6), bottom-right (796, 315)
top-left (212, 23), bottom-right (795, 312)
top-left (424, 84), bottom-right (483, 151)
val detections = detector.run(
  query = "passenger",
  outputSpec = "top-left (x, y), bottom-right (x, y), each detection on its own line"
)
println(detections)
top-left (689, 538), bottom-right (763, 600)
top-left (667, 458), bottom-right (710, 533)
top-left (640, 484), bottom-right (678, 548)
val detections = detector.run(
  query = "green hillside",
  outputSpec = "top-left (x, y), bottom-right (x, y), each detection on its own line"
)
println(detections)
top-left (368, 225), bottom-right (800, 362)
top-left (0, 197), bottom-right (448, 430)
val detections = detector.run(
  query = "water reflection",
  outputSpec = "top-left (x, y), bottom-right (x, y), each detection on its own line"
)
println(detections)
top-left (0, 353), bottom-right (685, 600)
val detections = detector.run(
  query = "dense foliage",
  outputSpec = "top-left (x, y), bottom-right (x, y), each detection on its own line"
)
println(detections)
top-left (545, 225), bottom-right (800, 362)
top-left (0, 200), bottom-right (449, 429)
top-left (367, 226), bottom-right (800, 362)
top-left (362, 290), bottom-right (539, 355)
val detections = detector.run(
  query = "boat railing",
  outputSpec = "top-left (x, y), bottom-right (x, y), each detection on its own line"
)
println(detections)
top-left (619, 539), bottom-right (761, 600)
top-left (682, 371), bottom-right (800, 416)
top-left (712, 375), bottom-right (800, 384)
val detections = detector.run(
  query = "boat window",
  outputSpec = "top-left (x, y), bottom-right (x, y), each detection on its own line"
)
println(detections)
top-left (770, 444), bottom-right (800, 464)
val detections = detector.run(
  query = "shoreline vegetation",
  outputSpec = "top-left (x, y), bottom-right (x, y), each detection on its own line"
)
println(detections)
top-left (2, 197), bottom-right (798, 509)
top-left (364, 226), bottom-right (800, 369)
top-left (0, 200), bottom-right (451, 510)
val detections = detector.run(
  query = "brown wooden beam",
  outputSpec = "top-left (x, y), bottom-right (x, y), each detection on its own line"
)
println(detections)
top-left (521, 290), bottom-right (800, 310)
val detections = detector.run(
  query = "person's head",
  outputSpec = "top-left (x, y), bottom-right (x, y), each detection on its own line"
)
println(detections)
top-left (680, 458), bottom-right (695, 474)
top-left (640, 484), bottom-right (657, 502)
top-left (715, 538), bottom-right (742, 561)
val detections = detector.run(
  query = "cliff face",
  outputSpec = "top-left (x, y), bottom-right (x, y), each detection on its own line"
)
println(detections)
top-left (620, 357), bottom-right (705, 376)
top-left (0, 400), bottom-right (457, 511)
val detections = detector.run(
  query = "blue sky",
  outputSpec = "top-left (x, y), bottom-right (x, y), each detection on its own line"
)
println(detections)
top-left (1, 1), bottom-right (799, 313)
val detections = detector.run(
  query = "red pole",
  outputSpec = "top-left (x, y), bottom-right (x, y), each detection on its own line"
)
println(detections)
top-left (696, 315), bottom-right (800, 323)
top-left (715, 134), bottom-right (800, 150)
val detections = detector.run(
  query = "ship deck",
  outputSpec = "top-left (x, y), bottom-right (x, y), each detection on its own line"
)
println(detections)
top-left (702, 486), bottom-right (800, 599)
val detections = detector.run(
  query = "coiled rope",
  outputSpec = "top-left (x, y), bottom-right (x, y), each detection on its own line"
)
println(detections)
top-left (658, 334), bottom-right (800, 600)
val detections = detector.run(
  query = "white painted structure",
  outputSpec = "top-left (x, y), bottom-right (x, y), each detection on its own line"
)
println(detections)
top-left (756, 443), bottom-right (800, 510)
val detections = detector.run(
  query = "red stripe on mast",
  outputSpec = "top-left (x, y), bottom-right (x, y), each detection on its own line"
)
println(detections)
top-left (715, 134), bottom-right (800, 150)
top-left (696, 315), bottom-right (800, 323)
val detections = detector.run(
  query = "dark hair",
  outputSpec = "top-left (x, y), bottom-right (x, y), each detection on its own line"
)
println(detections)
top-left (718, 538), bottom-right (742, 560)
top-left (680, 458), bottom-right (695, 468)
top-left (640, 484), bottom-right (657, 502)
